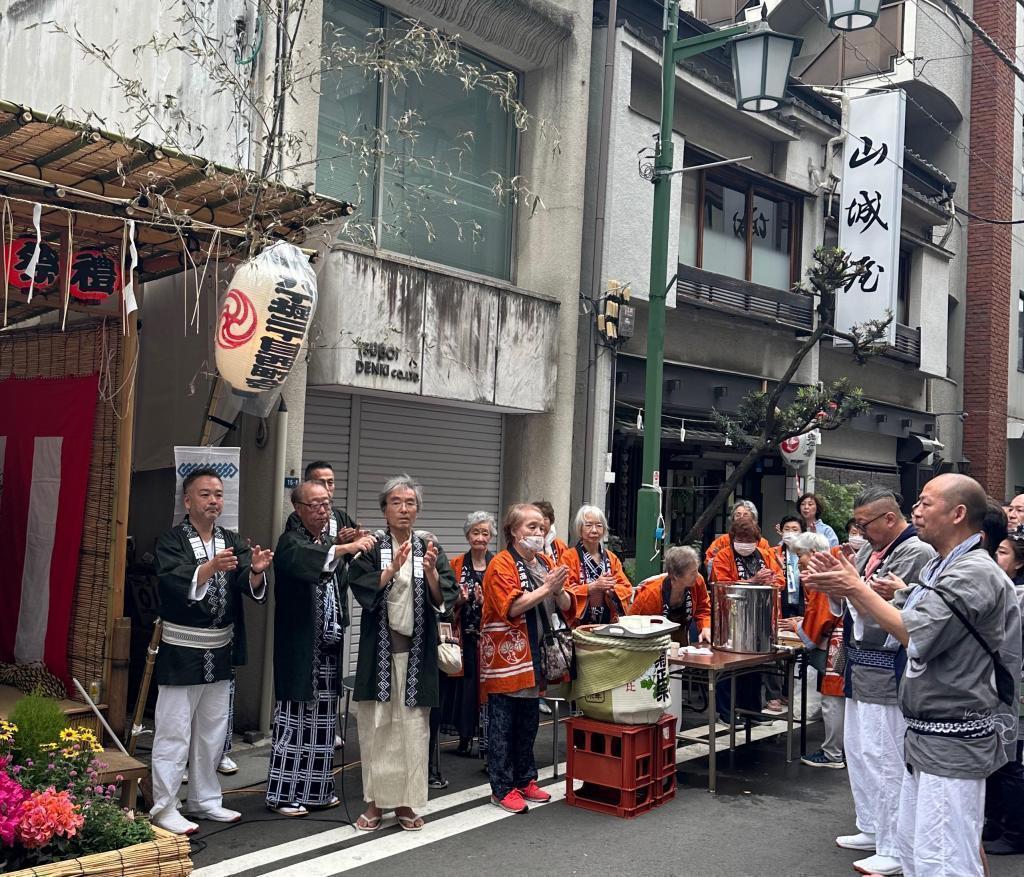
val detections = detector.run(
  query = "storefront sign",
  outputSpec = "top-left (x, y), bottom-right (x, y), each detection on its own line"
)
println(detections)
top-left (353, 338), bottom-right (420, 384)
top-left (835, 90), bottom-right (905, 347)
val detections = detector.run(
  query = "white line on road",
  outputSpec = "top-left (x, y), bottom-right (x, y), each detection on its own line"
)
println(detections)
top-left (193, 719), bottom-right (793, 877)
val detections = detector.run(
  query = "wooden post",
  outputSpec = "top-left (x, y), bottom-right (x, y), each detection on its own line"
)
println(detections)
top-left (107, 616), bottom-right (132, 741)
top-left (103, 279), bottom-right (140, 711)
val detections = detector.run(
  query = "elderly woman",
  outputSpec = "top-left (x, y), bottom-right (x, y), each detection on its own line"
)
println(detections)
top-left (347, 475), bottom-right (458, 831)
top-left (441, 511), bottom-right (496, 758)
top-left (798, 492), bottom-right (839, 548)
top-left (630, 545), bottom-right (711, 643)
top-left (559, 504), bottom-right (633, 625)
top-left (480, 503), bottom-right (579, 813)
top-left (781, 531), bottom-right (845, 769)
top-left (704, 500), bottom-right (769, 575)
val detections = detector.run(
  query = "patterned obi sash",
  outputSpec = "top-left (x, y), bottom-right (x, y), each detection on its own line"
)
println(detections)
top-left (846, 645), bottom-right (896, 670)
top-left (905, 715), bottom-right (995, 740)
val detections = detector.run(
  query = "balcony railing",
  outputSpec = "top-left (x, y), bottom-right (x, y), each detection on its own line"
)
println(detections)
top-left (676, 263), bottom-right (814, 330)
top-left (799, 1), bottom-right (905, 85)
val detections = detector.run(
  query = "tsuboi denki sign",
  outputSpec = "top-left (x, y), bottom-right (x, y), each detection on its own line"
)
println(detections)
top-left (214, 243), bottom-right (318, 398)
top-left (353, 339), bottom-right (419, 384)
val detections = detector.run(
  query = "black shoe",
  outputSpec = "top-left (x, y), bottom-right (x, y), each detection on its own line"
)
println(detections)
top-left (984, 837), bottom-right (1024, 856)
top-left (428, 773), bottom-right (449, 789)
top-left (983, 820), bottom-right (1003, 842)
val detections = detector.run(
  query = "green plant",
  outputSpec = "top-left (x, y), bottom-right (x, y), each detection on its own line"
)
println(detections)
top-left (814, 479), bottom-right (863, 541)
top-left (67, 800), bottom-right (154, 856)
top-left (9, 691), bottom-right (66, 761)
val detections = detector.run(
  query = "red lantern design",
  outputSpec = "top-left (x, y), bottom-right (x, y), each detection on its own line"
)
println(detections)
top-left (217, 289), bottom-right (258, 349)
top-left (69, 248), bottom-right (122, 301)
top-left (4, 237), bottom-right (60, 291)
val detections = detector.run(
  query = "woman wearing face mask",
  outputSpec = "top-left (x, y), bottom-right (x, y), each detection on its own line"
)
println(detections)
top-left (843, 520), bottom-right (868, 559)
top-left (709, 518), bottom-right (785, 723)
top-left (479, 504), bottom-right (580, 814)
top-left (560, 504), bottom-right (634, 626)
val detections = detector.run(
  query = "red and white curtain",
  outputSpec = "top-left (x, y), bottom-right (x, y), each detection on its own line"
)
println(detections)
top-left (0, 375), bottom-right (99, 687)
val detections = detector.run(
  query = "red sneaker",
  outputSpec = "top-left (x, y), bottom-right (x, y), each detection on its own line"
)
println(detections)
top-left (518, 780), bottom-right (551, 803)
top-left (491, 789), bottom-right (529, 813)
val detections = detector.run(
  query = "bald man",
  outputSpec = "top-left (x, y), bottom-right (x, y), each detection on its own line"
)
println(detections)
top-left (805, 475), bottom-right (1021, 877)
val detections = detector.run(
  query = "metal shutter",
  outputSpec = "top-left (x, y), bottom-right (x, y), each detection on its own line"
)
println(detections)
top-left (301, 392), bottom-right (503, 677)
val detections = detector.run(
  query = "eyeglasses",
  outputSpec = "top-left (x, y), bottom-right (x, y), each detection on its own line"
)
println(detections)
top-left (298, 500), bottom-right (331, 511)
top-left (852, 511), bottom-right (888, 530)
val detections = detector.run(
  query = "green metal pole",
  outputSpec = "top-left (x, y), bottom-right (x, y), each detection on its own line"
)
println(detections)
top-left (633, 1), bottom-right (680, 583)
top-left (632, 11), bottom-right (749, 582)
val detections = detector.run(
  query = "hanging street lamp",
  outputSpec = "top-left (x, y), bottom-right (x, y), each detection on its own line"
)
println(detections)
top-left (824, 0), bottom-right (882, 32)
top-left (731, 21), bottom-right (803, 112)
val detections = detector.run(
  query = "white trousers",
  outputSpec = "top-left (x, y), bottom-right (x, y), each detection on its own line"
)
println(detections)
top-left (897, 768), bottom-right (985, 877)
top-left (820, 694), bottom-right (845, 761)
top-left (150, 681), bottom-right (230, 818)
top-left (845, 699), bottom-right (906, 857)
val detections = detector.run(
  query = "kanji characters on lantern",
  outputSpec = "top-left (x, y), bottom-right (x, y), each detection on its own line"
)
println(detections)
top-left (4, 237), bottom-right (60, 291)
top-left (2, 238), bottom-right (123, 301)
top-left (69, 248), bottom-right (122, 301)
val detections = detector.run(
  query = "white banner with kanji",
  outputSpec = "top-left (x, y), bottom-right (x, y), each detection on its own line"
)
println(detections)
top-left (835, 90), bottom-right (906, 347)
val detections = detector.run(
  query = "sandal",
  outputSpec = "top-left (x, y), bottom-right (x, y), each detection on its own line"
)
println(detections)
top-left (356, 812), bottom-right (383, 832)
top-left (397, 814), bottom-right (424, 831)
top-left (308, 795), bottom-right (341, 811)
top-left (267, 803), bottom-right (309, 818)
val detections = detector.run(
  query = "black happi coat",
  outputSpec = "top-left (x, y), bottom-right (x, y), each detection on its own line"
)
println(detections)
top-left (154, 521), bottom-right (264, 686)
top-left (272, 526), bottom-right (346, 703)
top-left (284, 506), bottom-right (356, 627)
top-left (347, 531), bottom-right (458, 708)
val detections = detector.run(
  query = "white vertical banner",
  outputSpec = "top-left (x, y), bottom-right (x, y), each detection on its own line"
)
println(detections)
top-left (173, 446), bottom-right (241, 530)
top-left (835, 90), bottom-right (906, 346)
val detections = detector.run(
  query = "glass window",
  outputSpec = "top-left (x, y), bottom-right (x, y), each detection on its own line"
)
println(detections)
top-left (678, 171), bottom-right (699, 266)
top-left (317, 0), bottom-right (518, 280)
top-left (750, 193), bottom-right (792, 289)
top-left (700, 179), bottom-right (748, 282)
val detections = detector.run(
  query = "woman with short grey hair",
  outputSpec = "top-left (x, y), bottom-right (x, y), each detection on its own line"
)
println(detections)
top-left (560, 504), bottom-right (633, 625)
top-left (630, 545), bottom-right (711, 644)
top-left (440, 511), bottom-right (497, 759)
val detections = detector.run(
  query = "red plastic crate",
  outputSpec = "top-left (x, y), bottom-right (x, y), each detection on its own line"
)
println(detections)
top-left (566, 716), bottom-right (656, 791)
top-left (654, 771), bottom-right (676, 805)
top-left (654, 713), bottom-right (678, 780)
top-left (566, 779), bottom-right (657, 818)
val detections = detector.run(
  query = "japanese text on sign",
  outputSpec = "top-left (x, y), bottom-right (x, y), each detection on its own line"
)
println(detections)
top-left (835, 91), bottom-right (905, 347)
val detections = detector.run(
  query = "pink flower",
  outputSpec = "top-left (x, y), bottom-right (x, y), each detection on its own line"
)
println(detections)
top-left (15, 787), bottom-right (84, 849)
top-left (0, 769), bottom-right (29, 847)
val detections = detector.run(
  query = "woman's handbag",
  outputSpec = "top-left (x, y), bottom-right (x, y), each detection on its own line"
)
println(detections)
top-left (538, 607), bottom-right (574, 683)
top-left (437, 622), bottom-right (463, 675)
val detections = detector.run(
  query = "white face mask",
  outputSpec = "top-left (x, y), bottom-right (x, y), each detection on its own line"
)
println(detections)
top-left (733, 542), bottom-right (758, 556)
top-left (848, 536), bottom-right (868, 550)
top-left (518, 535), bottom-right (546, 553)
top-left (781, 533), bottom-right (799, 546)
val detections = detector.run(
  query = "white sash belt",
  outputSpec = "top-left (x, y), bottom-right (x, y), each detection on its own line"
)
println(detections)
top-left (161, 621), bottom-right (234, 649)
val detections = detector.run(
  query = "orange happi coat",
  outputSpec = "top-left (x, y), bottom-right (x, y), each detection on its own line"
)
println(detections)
top-left (479, 549), bottom-right (581, 699)
top-left (559, 543), bottom-right (634, 626)
top-left (709, 541), bottom-right (785, 587)
top-left (705, 533), bottom-right (770, 570)
top-left (546, 537), bottom-right (571, 565)
top-left (629, 573), bottom-right (711, 631)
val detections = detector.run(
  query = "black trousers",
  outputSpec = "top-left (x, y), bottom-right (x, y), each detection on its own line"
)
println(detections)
top-left (986, 740), bottom-right (1024, 845)
top-left (487, 693), bottom-right (539, 800)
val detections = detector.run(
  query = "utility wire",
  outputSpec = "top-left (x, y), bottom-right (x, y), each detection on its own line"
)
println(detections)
top-left (939, 0), bottom-right (1024, 86)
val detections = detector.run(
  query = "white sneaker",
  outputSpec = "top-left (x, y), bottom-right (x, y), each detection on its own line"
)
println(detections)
top-left (836, 831), bottom-right (876, 851)
top-left (853, 853), bottom-right (902, 875)
top-left (334, 734), bottom-right (344, 748)
top-left (538, 701), bottom-right (552, 715)
top-left (152, 809), bottom-right (199, 835)
top-left (217, 755), bottom-right (238, 775)
top-left (187, 805), bottom-right (241, 823)
top-left (181, 769), bottom-right (188, 784)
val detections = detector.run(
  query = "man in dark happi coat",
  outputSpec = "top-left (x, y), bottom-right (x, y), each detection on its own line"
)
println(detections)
top-left (265, 480), bottom-right (375, 817)
top-left (151, 468), bottom-right (272, 835)
top-left (347, 475), bottom-right (458, 831)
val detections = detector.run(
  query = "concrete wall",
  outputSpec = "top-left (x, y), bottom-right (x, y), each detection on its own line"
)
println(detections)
top-left (0, 0), bottom-right (254, 167)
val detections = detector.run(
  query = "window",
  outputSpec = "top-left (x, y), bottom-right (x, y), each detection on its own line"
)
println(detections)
top-left (897, 248), bottom-right (911, 326)
top-left (679, 167), bottom-right (801, 290)
top-left (1018, 292), bottom-right (1024, 372)
top-left (317, 0), bottom-right (518, 280)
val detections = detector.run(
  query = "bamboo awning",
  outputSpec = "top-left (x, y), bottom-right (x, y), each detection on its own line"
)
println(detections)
top-left (0, 99), bottom-right (352, 324)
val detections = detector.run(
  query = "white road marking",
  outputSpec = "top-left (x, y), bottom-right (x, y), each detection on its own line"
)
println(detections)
top-left (194, 720), bottom-right (792, 877)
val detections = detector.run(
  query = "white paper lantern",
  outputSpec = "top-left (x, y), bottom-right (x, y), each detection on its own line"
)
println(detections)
top-left (779, 432), bottom-right (816, 469)
top-left (214, 242), bottom-right (318, 398)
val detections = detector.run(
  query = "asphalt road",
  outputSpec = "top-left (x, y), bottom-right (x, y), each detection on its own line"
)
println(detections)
top-left (160, 712), bottom-right (1022, 877)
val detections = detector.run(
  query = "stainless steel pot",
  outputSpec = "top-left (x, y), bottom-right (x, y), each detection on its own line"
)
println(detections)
top-left (712, 581), bottom-right (775, 654)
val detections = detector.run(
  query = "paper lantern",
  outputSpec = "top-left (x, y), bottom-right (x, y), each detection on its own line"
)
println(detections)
top-left (779, 432), bottom-right (816, 469)
top-left (69, 248), bottom-right (122, 301)
top-left (4, 236), bottom-right (60, 291)
top-left (214, 242), bottom-right (318, 398)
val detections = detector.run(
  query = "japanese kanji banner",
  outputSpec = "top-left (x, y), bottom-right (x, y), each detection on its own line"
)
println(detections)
top-left (835, 90), bottom-right (906, 347)
top-left (172, 446), bottom-right (241, 530)
top-left (0, 375), bottom-right (99, 686)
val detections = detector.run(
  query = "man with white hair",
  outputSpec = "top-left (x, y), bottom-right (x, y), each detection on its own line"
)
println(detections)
top-left (805, 474), bottom-right (1021, 877)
